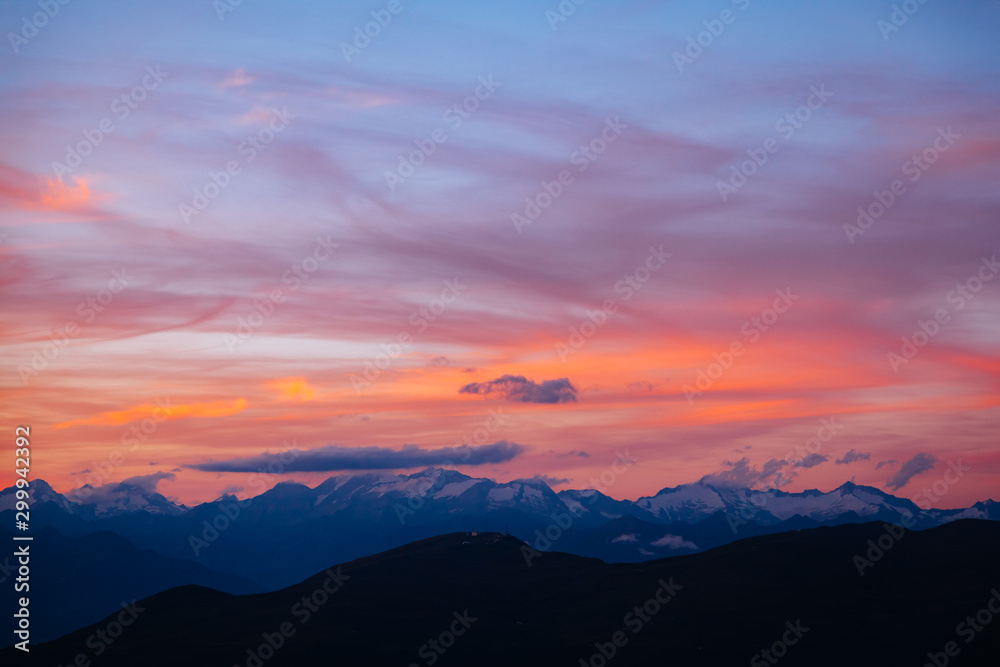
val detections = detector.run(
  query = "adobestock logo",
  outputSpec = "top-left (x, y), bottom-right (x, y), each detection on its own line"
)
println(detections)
top-left (683, 288), bottom-right (799, 402)
top-left (7, 0), bottom-right (72, 54)
top-left (339, 0), bottom-right (411, 63)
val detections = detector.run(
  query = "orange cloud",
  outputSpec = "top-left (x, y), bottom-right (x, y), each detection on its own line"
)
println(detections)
top-left (0, 165), bottom-right (103, 212)
top-left (36, 176), bottom-right (95, 210)
top-left (1, 167), bottom-right (112, 215)
top-left (267, 377), bottom-right (316, 401)
top-left (56, 398), bottom-right (247, 428)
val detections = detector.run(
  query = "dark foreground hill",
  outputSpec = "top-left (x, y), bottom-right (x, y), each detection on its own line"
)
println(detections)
top-left (9, 520), bottom-right (1000, 666)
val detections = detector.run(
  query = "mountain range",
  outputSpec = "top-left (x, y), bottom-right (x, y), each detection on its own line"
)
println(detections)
top-left (3, 470), bottom-right (997, 649)
top-left (8, 520), bottom-right (1000, 666)
top-left (9, 469), bottom-right (999, 527)
top-left (5, 470), bottom-right (997, 586)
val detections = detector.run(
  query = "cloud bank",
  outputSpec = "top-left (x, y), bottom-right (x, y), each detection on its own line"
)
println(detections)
top-left (188, 441), bottom-right (526, 472)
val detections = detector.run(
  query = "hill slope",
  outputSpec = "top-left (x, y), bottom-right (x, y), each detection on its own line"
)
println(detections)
top-left (10, 520), bottom-right (1000, 666)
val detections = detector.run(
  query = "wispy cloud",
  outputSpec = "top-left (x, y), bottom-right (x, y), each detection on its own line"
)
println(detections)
top-left (611, 533), bottom-right (637, 543)
top-left (794, 453), bottom-right (830, 469)
top-left (836, 449), bottom-right (871, 465)
top-left (886, 453), bottom-right (937, 491)
top-left (57, 398), bottom-right (246, 428)
top-left (652, 534), bottom-right (698, 550)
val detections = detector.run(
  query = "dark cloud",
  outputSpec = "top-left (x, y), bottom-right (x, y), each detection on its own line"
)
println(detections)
top-left (886, 453), bottom-right (937, 491)
top-left (699, 457), bottom-right (788, 488)
top-left (120, 471), bottom-right (175, 493)
top-left (554, 449), bottom-right (590, 458)
top-left (187, 440), bottom-right (526, 473)
top-left (794, 453), bottom-right (830, 469)
top-left (531, 474), bottom-right (570, 486)
top-left (836, 449), bottom-right (871, 465)
top-left (459, 375), bottom-right (577, 404)
top-left (876, 459), bottom-right (897, 470)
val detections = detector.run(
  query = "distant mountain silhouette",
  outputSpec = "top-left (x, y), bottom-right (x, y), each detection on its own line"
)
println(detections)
top-left (4, 472), bottom-right (996, 590)
top-left (0, 525), bottom-right (259, 647)
top-left (10, 520), bottom-right (1000, 666)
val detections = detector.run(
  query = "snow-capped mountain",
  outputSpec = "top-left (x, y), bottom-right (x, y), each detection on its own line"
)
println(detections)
top-left (3, 479), bottom-right (187, 517)
top-left (72, 480), bottom-right (188, 516)
top-left (4, 471), bottom-right (997, 590)
top-left (308, 467), bottom-right (572, 520)
top-left (4, 470), bottom-right (996, 528)
top-left (0, 479), bottom-right (77, 513)
top-left (633, 480), bottom-right (927, 526)
top-left (558, 488), bottom-right (661, 523)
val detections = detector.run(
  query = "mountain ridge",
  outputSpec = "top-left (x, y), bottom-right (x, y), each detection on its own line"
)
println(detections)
top-left (10, 469), bottom-right (994, 525)
top-left (9, 520), bottom-right (1000, 666)
top-left (4, 472), bottom-right (997, 590)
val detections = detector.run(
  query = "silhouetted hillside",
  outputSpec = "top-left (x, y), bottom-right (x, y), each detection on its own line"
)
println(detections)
top-left (9, 520), bottom-right (999, 666)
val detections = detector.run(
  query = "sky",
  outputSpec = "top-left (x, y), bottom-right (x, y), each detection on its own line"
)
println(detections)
top-left (1, 0), bottom-right (998, 508)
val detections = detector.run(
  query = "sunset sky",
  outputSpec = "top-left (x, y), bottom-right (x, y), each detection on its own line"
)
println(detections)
top-left (2, 0), bottom-right (998, 507)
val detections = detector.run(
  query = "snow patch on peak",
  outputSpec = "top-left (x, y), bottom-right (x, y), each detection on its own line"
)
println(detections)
top-left (433, 479), bottom-right (479, 499)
